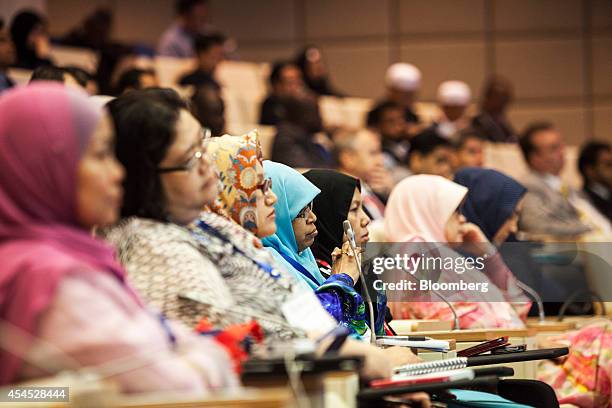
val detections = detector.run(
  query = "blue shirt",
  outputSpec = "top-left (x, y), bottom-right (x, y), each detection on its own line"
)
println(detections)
top-left (157, 23), bottom-right (195, 58)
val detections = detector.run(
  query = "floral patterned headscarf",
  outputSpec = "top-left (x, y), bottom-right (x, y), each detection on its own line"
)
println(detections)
top-left (207, 130), bottom-right (264, 235)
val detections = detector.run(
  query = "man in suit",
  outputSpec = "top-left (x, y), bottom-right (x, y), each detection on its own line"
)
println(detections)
top-left (334, 128), bottom-right (394, 220)
top-left (578, 141), bottom-right (612, 222)
top-left (518, 122), bottom-right (591, 238)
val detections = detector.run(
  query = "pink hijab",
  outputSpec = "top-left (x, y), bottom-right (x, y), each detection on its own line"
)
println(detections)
top-left (384, 175), bottom-right (468, 242)
top-left (0, 84), bottom-right (133, 385)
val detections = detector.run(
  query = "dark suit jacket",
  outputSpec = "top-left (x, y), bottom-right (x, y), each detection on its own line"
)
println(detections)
top-left (583, 184), bottom-right (612, 222)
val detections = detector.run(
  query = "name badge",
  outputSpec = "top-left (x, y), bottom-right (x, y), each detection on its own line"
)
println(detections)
top-left (281, 290), bottom-right (338, 333)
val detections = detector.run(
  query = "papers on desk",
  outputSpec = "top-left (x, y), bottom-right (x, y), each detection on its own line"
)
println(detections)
top-left (376, 336), bottom-right (450, 351)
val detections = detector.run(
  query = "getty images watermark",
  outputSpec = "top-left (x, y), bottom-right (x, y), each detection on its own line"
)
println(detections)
top-left (360, 242), bottom-right (612, 303)
top-left (370, 250), bottom-right (490, 293)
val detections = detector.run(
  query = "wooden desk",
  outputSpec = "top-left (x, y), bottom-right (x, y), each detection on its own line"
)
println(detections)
top-left (389, 319), bottom-right (453, 333)
top-left (527, 320), bottom-right (576, 332)
top-left (401, 328), bottom-right (531, 342)
top-left (526, 319), bottom-right (577, 333)
top-left (0, 388), bottom-right (291, 408)
top-left (242, 355), bottom-right (362, 408)
top-left (115, 388), bottom-right (291, 408)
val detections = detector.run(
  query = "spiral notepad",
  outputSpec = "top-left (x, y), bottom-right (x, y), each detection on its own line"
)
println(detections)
top-left (393, 357), bottom-right (468, 376)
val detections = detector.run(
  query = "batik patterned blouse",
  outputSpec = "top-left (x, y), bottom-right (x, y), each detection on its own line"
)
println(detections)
top-left (103, 212), bottom-right (306, 342)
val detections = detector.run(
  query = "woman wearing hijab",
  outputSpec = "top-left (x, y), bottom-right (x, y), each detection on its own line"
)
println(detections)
top-left (456, 168), bottom-right (612, 407)
top-left (0, 84), bottom-right (236, 391)
top-left (454, 167), bottom-right (526, 246)
top-left (384, 174), bottom-right (529, 329)
top-left (303, 169), bottom-right (387, 336)
top-left (9, 10), bottom-right (52, 69)
top-left (304, 170), bottom-right (369, 269)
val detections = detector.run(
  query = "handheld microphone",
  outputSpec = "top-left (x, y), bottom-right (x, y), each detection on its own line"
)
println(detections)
top-left (343, 220), bottom-right (376, 344)
top-left (343, 220), bottom-right (357, 249)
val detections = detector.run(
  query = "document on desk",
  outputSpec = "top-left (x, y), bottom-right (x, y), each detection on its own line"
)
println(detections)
top-left (376, 336), bottom-right (450, 351)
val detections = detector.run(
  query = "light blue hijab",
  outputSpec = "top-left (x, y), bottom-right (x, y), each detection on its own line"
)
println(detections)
top-left (262, 161), bottom-right (326, 290)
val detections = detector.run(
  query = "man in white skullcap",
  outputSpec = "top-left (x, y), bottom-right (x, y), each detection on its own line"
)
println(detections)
top-left (383, 62), bottom-right (422, 126)
top-left (433, 80), bottom-right (472, 140)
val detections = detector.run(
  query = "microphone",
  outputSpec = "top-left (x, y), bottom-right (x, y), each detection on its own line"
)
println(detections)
top-left (515, 280), bottom-right (545, 323)
top-left (431, 289), bottom-right (460, 330)
top-left (343, 220), bottom-right (357, 249)
top-left (343, 220), bottom-right (376, 344)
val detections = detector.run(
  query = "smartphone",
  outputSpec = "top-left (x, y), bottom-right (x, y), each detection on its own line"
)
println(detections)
top-left (491, 344), bottom-right (527, 354)
top-left (457, 336), bottom-right (509, 357)
top-left (320, 326), bottom-right (350, 354)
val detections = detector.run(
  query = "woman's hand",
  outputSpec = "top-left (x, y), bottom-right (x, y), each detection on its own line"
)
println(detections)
top-left (384, 392), bottom-right (431, 408)
top-left (337, 340), bottom-right (423, 384)
top-left (458, 223), bottom-right (497, 258)
top-left (330, 241), bottom-right (362, 283)
top-left (380, 346), bottom-right (422, 366)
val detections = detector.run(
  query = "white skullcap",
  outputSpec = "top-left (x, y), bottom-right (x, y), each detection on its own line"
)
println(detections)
top-left (436, 80), bottom-right (471, 106)
top-left (385, 63), bottom-right (422, 91)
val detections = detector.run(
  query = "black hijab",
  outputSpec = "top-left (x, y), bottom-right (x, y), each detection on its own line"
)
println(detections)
top-left (303, 169), bottom-right (361, 265)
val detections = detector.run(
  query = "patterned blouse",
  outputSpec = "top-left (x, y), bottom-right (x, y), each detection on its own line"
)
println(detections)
top-left (103, 212), bottom-right (306, 342)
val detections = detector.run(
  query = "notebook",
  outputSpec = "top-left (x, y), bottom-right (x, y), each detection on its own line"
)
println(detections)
top-left (371, 368), bottom-right (474, 389)
top-left (394, 357), bottom-right (468, 376)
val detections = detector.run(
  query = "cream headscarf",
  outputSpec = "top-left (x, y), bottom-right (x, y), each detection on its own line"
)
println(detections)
top-left (384, 175), bottom-right (468, 242)
top-left (206, 130), bottom-right (264, 235)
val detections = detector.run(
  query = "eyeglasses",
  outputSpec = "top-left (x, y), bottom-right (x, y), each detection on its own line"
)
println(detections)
top-left (157, 128), bottom-right (211, 174)
top-left (258, 177), bottom-right (272, 195)
top-left (295, 201), bottom-right (314, 219)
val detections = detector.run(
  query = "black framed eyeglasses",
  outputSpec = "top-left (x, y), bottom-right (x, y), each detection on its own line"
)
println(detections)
top-left (295, 201), bottom-right (314, 219)
top-left (157, 128), bottom-right (211, 174)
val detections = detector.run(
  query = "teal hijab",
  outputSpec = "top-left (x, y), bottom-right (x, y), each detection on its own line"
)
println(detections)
top-left (262, 161), bottom-right (325, 290)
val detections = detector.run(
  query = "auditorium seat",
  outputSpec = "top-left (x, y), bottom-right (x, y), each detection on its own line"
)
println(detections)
top-left (217, 61), bottom-right (269, 126)
top-left (319, 96), bottom-right (374, 130)
top-left (215, 60), bottom-right (269, 98)
top-left (49, 45), bottom-right (99, 73)
top-left (153, 56), bottom-right (196, 88)
top-left (222, 88), bottom-right (265, 128)
top-left (484, 143), bottom-right (581, 189)
top-left (225, 124), bottom-right (276, 160)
